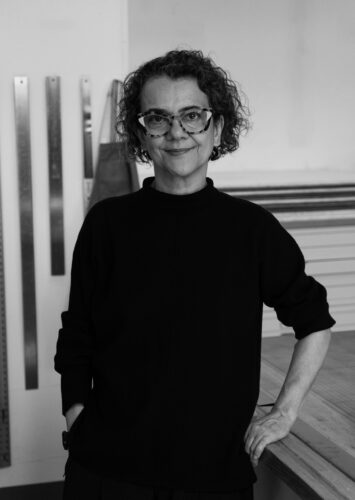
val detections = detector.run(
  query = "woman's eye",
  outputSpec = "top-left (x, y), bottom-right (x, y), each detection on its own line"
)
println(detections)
top-left (145, 114), bottom-right (167, 129)
top-left (147, 115), bottom-right (164, 124)
top-left (184, 111), bottom-right (201, 121)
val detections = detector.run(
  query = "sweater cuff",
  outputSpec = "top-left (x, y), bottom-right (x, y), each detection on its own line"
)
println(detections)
top-left (293, 313), bottom-right (336, 340)
top-left (61, 367), bottom-right (92, 416)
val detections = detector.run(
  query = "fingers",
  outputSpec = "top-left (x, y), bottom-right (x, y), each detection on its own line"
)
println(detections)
top-left (244, 421), bottom-right (264, 464)
top-left (247, 433), bottom-right (272, 467)
top-left (245, 433), bottom-right (274, 467)
top-left (244, 414), bottom-right (262, 446)
top-left (244, 416), bottom-right (267, 452)
top-left (244, 413), bottom-right (291, 467)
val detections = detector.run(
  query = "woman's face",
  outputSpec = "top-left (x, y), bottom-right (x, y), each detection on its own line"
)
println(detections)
top-left (139, 76), bottom-right (223, 186)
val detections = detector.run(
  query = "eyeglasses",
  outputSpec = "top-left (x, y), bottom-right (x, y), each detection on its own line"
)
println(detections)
top-left (137, 107), bottom-right (213, 137)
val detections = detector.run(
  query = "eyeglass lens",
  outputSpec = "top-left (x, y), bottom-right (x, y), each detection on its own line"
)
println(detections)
top-left (142, 108), bottom-right (212, 135)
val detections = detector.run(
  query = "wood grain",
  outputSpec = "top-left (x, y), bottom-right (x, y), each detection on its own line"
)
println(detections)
top-left (258, 331), bottom-right (355, 498)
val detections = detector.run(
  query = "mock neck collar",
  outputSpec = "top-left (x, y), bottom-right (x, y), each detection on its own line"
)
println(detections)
top-left (141, 176), bottom-right (216, 208)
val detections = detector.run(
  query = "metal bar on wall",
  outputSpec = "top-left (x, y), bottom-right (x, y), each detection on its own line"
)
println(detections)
top-left (110, 79), bottom-right (119, 143)
top-left (13, 76), bottom-right (38, 390)
top-left (46, 76), bottom-right (65, 276)
top-left (0, 159), bottom-right (10, 467)
top-left (80, 77), bottom-right (94, 213)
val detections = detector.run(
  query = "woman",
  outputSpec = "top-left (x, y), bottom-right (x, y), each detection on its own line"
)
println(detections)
top-left (55, 50), bottom-right (335, 500)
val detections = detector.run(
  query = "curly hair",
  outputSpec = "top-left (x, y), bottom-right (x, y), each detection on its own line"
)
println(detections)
top-left (117, 49), bottom-right (251, 163)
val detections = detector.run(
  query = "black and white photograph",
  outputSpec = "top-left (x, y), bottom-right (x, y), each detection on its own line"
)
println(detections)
top-left (0, 1), bottom-right (354, 499)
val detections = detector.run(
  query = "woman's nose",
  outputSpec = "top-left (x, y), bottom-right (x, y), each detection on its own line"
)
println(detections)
top-left (167, 118), bottom-right (188, 139)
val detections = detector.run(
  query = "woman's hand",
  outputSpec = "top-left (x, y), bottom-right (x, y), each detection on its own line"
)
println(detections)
top-left (65, 403), bottom-right (84, 431)
top-left (245, 330), bottom-right (332, 467)
top-left (244, 407), bottom-right (296, 467)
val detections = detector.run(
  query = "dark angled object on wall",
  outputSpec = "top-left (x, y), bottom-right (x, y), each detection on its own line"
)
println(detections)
top-left (88, 80), bottom-right (139, 211)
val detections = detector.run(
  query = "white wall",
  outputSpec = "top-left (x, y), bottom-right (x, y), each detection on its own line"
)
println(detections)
top-left (129, 0), bottom-right (355, 188)
top-left (0, 0), bottom-right (128, 487)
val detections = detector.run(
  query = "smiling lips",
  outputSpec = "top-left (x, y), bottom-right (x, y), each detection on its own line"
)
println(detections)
top-left (164, 147), bottom-right (195, 155)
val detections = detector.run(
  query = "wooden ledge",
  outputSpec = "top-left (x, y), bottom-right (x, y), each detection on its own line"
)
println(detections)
top-left (257, 333), bottom-right (355, 499)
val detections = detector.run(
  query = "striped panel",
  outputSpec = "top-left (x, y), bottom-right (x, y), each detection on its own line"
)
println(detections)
top-left (224, 184), bottom-right (355, 336)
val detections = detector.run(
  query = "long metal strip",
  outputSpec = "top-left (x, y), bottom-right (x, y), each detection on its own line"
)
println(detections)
top-left (13, 77), bottom-right (38, 390)
top-left (110, 79), bottom-right (119, 143)
top-left (45, 76), bottom-right (65, 275)
top-left (80, 77), bottom-right (94, 213)
top-left (0, 158), bottom-right (10, 467)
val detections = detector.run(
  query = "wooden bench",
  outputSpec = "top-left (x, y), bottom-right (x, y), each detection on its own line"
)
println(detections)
top-left (257, 331), bottom-right (355, 499)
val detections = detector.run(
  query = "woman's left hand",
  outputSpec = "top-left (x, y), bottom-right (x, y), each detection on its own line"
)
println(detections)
top-left (244, 408), bottom-right (296, 467)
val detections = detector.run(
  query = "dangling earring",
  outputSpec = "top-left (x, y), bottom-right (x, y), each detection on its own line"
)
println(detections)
top-left (141, 148), bottom-right (152, 163)
top-left (210, 146), bottom-right (221, 161)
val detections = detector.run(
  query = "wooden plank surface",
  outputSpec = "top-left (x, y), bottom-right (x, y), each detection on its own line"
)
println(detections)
top-left (258, 331), bottom-right (355, 499)
top-left (261, 331), bottom-right (355, 417)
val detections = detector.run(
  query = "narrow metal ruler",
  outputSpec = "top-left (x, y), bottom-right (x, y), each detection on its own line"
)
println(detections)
top-left (45, 76), bottom-right (65, 275)
top-left (0, 162), bottom-right (11, 467)
top-left (13, 77), bottom-right (38, 390)
top-left (80, 77), bottom-right (94, 212)
top-left (110, 79), bottom-right (119, 143)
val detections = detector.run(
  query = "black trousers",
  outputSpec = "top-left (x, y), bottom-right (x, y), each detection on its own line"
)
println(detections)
top-left (63, 458), bottom-right (254, 500)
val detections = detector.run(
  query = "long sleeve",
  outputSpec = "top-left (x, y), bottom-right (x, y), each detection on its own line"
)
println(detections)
top-left (259, 209), bottom-right (336, 339)
top-left (52, 178), bottom-right (336, 491)
top-left (54, 212), bottom-right (96, 415)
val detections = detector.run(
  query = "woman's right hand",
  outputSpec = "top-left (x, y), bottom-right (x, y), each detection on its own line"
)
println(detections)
top-left (65, 403), bottom-right (84, 431)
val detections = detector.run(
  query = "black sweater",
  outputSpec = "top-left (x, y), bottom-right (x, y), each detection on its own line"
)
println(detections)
top-left (54, 176), bottom-right (335, 492)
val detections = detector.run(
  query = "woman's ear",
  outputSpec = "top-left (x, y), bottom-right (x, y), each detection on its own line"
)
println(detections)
top-left (213, 116), bottom-right (224, 147)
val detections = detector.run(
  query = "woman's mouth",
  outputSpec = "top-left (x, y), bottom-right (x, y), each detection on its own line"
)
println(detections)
top-left (164, 147), bottom-right (195, 156)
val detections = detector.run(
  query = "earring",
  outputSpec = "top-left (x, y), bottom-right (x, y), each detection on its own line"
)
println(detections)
top-left (141, 148), bottom-right (151, 162)
top-left (210, 146), bottom-right (221, 161)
